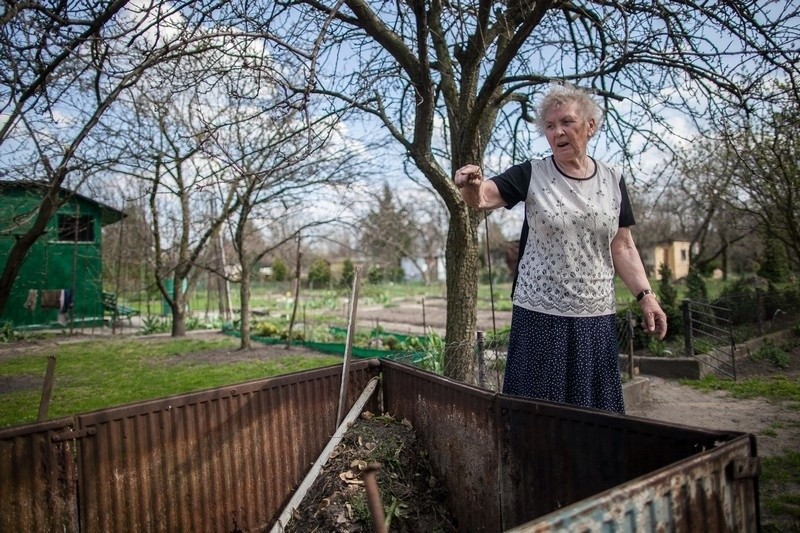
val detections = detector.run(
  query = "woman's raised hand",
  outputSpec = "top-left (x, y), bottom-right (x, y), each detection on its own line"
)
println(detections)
top-left (454, 165), bottom-right (483, 189)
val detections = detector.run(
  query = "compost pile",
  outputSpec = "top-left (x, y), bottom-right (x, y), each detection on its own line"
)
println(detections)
top-left (283, 411), bottom-right (457, 532)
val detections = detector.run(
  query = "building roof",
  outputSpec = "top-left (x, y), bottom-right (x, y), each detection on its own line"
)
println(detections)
top-left (0, 180), bottom-right (125, 226)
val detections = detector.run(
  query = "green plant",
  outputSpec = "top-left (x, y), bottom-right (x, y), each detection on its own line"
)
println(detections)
top-left (367, 265), bottom-right (385, 284)
top-left (349, 493), bottom-right (371, 523)
top-left (308, 257), bottom-right (332, 286)
top-left (254, 321), bottom-right (281, 337)
top-left (686, 265), bottom-right (708, 301)
top-left (340, 258), bottom-right (355, 288)
top-left (646, 338), bottom-right (669, 357)
top-left (753, 342), bottom-right (790, 369)
top-left (412, 330), bottom-right (445, 374)
top-left (0, 321), bottom-right (21, 343)
top-left (185, 316), bottom-right (218, 331)
top-left (759, 236), bottom-right (791, 283)
top-left (658, 263), bottom-right (678, 310)
top-left (271, 258), bottom-right (289, 281)
top-left (141, 315), bottom-right (171, 334)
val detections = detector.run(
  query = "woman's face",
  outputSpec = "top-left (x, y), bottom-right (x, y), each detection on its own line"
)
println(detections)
top-left (543, 100), bottom-right (595, 163)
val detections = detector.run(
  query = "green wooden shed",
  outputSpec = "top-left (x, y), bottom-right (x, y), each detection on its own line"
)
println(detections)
top-left (0, 181), bottom-right (125, 329)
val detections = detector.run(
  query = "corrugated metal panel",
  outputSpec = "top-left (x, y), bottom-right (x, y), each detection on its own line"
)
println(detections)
top-left (507, 434), bottom-right (758, 532)
top-left (75, 360), bottom-right (379, 532)
top-left (379, 360), bottom-right (758, 533)
top-left (496, 395), bottom-right (757, 531)
top-left (0, 417), bottom-right (79, 532)
top-left (0, 360), bottom-right (759, 532)
top-left (381, 360), bottom-right (503, 531)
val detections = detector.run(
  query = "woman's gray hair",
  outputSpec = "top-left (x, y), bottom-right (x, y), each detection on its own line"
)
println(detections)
top-left (535, 83), bottom-right (605, 135)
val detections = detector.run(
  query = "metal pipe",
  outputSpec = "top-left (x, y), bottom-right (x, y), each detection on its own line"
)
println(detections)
top-left (363, 462), bottom-right (387, 533)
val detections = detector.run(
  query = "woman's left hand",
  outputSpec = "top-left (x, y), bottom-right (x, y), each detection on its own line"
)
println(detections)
top-left (639, 295), bottom-right (668, 340)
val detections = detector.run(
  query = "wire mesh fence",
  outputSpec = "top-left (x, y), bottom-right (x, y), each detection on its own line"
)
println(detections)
top-left (682, 299), bottom-right (736, 379)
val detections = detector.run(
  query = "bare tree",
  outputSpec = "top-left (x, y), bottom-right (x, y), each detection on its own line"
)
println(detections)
top-left (203, 98), bottom-right (363, 348)
top-left (0, 0), bottom-right (295, 314)
top-left (274, 0), bottom-right (799, 380)
top-left (721, 88), bottom-right (800, 271)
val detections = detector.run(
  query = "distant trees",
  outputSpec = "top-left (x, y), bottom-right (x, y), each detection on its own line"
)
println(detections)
top-left (656, 83), bottom-right (800, 278)
top-left (360, 184), bottom-right (414, 279)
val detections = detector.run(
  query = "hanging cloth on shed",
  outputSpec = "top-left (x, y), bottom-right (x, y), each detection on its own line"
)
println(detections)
top-left (41, 290), bottom-right (61, 309)
top-left (57, 289), bottom-right (74, 325)
top-left (59, 289), bottom-right (73, 313)
top-left (24, 289), bottom-right (38, 311)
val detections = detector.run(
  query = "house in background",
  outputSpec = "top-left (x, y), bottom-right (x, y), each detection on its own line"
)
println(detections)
top-left (641, 239), bottom-right (696, 280)
top-left (0, 181), bottom-right (124, 329)
top-left (400, 255), bottom-right (445, 283)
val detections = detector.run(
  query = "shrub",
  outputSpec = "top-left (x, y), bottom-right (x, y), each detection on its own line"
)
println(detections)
top-left (752, 341), bottom-right (789, 369)
top-left (657, 263), bottom-right (678, 310)
top-left (271, 258), bottom-right (289, 281)
top-left (341, 258), bottom-right (355, 288)
top-left (308, 257), bottom-right (332, 286)
top-left (686, 265), bottom-right (708, 302)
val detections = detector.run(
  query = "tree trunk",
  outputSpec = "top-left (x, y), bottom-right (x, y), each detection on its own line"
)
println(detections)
top-left (239, 265), bottom-right (252, 350)
top-left (171, 283), bottom-right (187, 337)
top-left (0, 189), bottom-right (61, 314)
top-left (171, 306), bottom-right (186, 336)
top-left (443, 206), bottom-right (482, 382)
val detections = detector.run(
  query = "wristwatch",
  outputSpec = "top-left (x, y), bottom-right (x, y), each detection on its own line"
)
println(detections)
top-left (636, 289), bottom-right (655, 302)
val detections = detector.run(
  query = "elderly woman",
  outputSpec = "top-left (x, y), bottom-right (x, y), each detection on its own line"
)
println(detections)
top-left (455, 84), bottom-right (666, 414)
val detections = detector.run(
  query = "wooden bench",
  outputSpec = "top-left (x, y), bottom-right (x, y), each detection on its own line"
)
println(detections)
top-left (102, 292), bottom-right (140, 324)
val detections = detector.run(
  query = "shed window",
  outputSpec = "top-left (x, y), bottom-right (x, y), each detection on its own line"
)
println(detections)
top-left (57, 215), bottom-right (94, 242)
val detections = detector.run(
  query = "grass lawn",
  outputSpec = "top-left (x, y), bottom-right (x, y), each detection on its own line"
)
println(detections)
top-left (0, 335), bottom-right (342, 428)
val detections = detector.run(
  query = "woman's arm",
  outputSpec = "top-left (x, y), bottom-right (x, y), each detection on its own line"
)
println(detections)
top-left (611, 227), bottom-right (668, 339)
top-left (454, 164), bottom-right (507, 210)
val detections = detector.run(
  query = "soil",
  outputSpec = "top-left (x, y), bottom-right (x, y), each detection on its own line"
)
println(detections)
top-left (283, 411), bottom-right (457, 533)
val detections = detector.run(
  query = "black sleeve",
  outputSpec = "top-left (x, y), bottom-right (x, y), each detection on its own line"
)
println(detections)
top-left (489, 160), bottom-right (531, 209)
top-left (619, 176), bottom-right (636, 227)
top-left (511, 217), bottom-right (528, 299)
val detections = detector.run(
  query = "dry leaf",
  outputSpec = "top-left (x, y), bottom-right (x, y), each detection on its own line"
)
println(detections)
top-left (339, 471), bottom-right (364, 485)
top-left (319, 497), bottom-right (331, 510)
top-left (350, 459), bottom-right (368, 471)
top-left (361, 410), bottom-right (374, 420)
top-left (401, 418), bottom-right (413, 430)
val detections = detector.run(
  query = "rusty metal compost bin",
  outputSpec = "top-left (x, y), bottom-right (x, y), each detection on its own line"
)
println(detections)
top-left (378, 360), bottom-right (759, 532)
top-left (1, 359), bottom-right (758, 532)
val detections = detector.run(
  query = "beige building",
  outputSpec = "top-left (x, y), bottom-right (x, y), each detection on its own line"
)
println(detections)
top-left (642, 240), bottom-right (694, 280)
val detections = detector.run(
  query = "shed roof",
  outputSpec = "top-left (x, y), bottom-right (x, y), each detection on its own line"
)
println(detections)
top-left (0, 180), bottom-right (125, 226)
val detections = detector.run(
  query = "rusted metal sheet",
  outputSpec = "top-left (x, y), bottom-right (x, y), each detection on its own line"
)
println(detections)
top-left (0, 359), bottom-right (758, 532)
top-left (497, 396), bottom-right (758, 531)
top-left (507, 434), bottom-right (758, 532)
top-left (380, 360), bottom-right (503, 531)
top-left (75, 360), bottom-right (379, 532)
top-left (0, 417), bottom-right (79, 532)
top-left (379, 360), bottom-right (758, 533)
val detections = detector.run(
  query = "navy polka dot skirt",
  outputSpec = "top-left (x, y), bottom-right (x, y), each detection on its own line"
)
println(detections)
top-left (502, 305), bottom-right (625, 414)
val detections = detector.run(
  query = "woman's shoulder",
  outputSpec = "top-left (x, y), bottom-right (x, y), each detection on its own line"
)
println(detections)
top-left (594, 159), bottom-right (622, 181)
